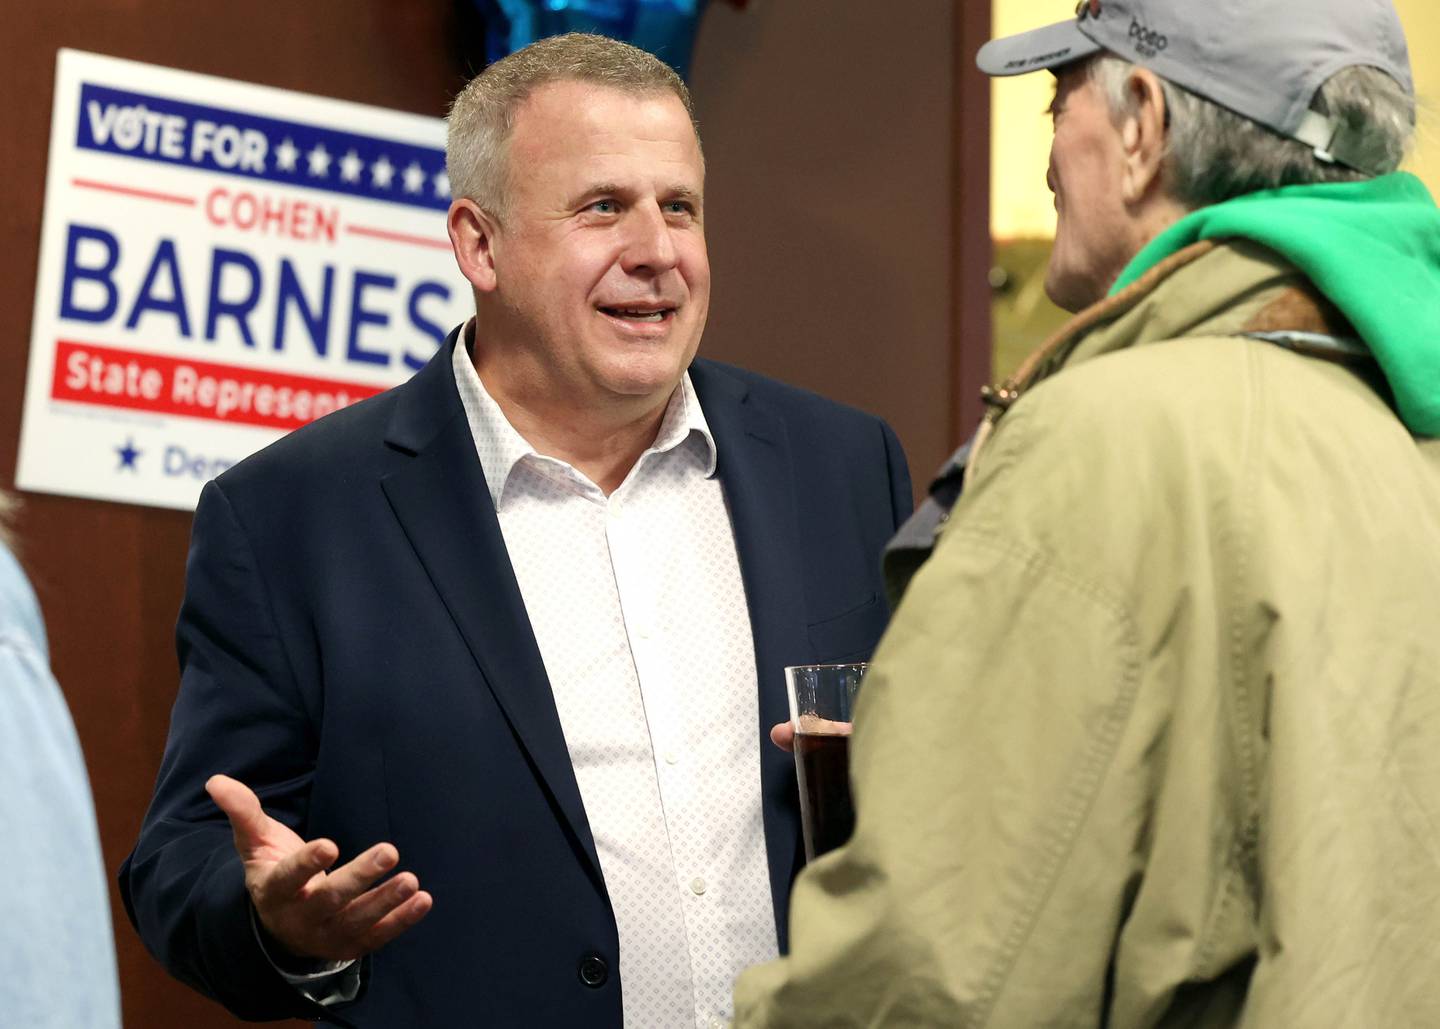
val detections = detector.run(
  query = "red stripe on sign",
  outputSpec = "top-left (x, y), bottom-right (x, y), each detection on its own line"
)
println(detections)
top-left (72, 178), bottom-right (196, 206)
top-left (345, 224), bottom-right (453, 250)
top-left (50, 340), bottom-right (387, 431)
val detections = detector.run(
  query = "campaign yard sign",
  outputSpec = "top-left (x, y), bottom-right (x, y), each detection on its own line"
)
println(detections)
top-left (16, 49), bottom-right (472, 511)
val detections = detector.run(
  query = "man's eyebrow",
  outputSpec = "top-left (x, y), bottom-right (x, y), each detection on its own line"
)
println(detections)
top-left (665, 185), bottom-right (703, 205)
top-left (567, 182), bottom-right (623, 206)
top-left (566, 183), bottom-right (704, 207)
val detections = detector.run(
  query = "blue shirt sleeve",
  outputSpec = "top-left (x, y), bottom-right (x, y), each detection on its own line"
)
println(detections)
top-left (0, 543), bottom-right (122, 1029)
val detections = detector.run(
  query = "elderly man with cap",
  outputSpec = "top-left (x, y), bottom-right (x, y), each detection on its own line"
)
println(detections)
top-left (734, 1), bottom-right (1440, 1026)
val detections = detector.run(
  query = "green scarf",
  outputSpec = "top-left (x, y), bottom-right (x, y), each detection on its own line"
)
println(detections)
top-left (1113, 172), bottom-right (1440, 437)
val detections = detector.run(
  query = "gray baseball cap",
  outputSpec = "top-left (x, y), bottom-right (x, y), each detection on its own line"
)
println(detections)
top-left (976, 0), bottom-right (1413, 175)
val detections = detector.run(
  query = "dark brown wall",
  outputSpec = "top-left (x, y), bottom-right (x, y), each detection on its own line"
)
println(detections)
top-left (0, 3), bottom-right (988, 1026)
top-left (691, 0), bottom-right (970, 486)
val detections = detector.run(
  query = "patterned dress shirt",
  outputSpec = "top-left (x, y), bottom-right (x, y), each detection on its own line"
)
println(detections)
top-left (453, 335), bottom-right (779, 1028)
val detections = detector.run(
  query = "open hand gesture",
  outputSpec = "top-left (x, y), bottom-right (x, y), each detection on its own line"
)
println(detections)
top-left (206, 774), bottom-right (432, 963)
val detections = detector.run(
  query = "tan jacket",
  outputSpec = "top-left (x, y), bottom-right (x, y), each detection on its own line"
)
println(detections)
top-left (734, 241), bottom-right (1440, 1027)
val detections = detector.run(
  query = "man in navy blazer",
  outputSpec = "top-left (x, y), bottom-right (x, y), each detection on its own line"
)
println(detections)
top-left (121, 33), bottom-right (909, 1027)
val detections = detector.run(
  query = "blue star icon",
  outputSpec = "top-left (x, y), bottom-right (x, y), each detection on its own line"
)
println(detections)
top-left (116, 438), bottom-right (142, 471)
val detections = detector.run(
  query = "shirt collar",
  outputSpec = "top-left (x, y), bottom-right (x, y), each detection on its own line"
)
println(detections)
top-left (451, 321), bottom-right (718, 508)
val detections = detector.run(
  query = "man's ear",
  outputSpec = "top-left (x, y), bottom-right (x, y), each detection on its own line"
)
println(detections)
top-left (448, 199), bottom-right (501, 293)
top-left (1119, 67), bottom-right (1169, 206)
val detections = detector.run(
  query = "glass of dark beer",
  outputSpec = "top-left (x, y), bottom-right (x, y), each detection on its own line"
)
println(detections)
top-left (785, 662), bottom-right (866, 862)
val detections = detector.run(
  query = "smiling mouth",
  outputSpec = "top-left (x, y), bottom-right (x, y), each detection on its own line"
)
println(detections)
top-left (598, 305), bottom-right (676, 323)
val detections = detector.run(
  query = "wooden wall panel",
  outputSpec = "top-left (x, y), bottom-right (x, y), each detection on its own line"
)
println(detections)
top-left (691, 0), bottom-right (970, 489)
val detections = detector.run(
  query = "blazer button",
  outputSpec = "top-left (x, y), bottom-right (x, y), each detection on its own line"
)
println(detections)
top-left (578, 953), bottom-right (609, 988)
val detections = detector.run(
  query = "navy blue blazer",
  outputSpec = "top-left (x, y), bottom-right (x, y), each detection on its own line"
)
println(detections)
top-left (121, 328), bottom-right (911, 1027)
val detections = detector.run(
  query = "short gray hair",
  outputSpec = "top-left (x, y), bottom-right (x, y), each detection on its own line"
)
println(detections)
top-left (1089, 55), bottom-right (1415, 207)
top-left (446, 32), bottom-right (700, 220)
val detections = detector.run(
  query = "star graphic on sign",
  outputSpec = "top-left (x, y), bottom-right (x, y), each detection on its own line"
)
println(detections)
top-left (339, 149), bottom-right (364, 183)
top-left (116, 437), bottom-right (142, 472)
top-left (275, 138), bottom-right (299, 172)
top-left (402, 162), bottom-right (426, 194)
top-left (307, 143), bottom-right (332, 177)
top-left (432, 168), bottom-right (451, 198)
top-left (371, 155), bottom-right (395, 189)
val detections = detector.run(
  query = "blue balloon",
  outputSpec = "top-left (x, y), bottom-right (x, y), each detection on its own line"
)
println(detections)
top-left (476, 0), bottom-right (707, 79)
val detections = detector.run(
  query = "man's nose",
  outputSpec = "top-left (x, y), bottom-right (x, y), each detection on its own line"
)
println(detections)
top-left (620, 203), bottom-right (678, 274)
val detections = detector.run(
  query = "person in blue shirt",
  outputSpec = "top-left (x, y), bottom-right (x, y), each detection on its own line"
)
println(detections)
top-left (0, 492), bottom-right (122, 1028)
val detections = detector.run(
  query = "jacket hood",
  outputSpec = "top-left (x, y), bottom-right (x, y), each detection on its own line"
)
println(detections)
top-left (1112, 172), bottom-right (1440, 437)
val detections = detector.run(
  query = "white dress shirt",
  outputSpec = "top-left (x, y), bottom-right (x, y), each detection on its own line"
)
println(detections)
top-left (452, 337), bottom-right (779, 1028)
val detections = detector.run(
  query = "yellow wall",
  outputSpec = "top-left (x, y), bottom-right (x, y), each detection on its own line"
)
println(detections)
top-left (991, 0), bottom-right (1440, 240)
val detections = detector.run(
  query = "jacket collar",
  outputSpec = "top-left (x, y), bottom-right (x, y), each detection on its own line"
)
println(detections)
top-left (968, 239), bottom-right (1365, 484)
top-left (981, 239), bottom-right (1366, 419)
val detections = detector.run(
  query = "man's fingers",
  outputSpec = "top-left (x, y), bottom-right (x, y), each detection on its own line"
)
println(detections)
top-left (262, 837), bottom-right (341, 901)
top-left (770, 721), bottom-right (796, 752)
top-left (301, 844), bottom-right (398, 913)
top-left (267, 842), bottom-right (396, 919)
top-left (336, 871), bottom-right (420, 936)
top-left (247, 840), bottom-right (423, 962)
top-left (353, 889), bottom-right (433, 955)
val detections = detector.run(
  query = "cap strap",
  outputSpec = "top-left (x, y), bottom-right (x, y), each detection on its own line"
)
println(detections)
top-left (1293, 109), bottom-right (1382, 177)
top-left (1294, 110), bottom-right (1342, 161)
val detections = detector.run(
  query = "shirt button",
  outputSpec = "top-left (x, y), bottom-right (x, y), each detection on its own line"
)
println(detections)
top-left (690, 876), bottom-right (707, 895)
top-left (636, 625), bottom-right (652, 640)
top-left (578, 953), bottom-right (609, 988)
top-left (664, 750), bottom-right (680, 765)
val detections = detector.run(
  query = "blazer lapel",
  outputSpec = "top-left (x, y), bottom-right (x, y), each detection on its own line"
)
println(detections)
top-left (691, 360), bottom-right (810, 948)
top-left (378, 331), bottom-right (605, 893)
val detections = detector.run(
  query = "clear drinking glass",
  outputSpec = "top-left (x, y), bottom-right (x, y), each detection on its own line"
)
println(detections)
top-left (785, 662), bottom-right (866, 861)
